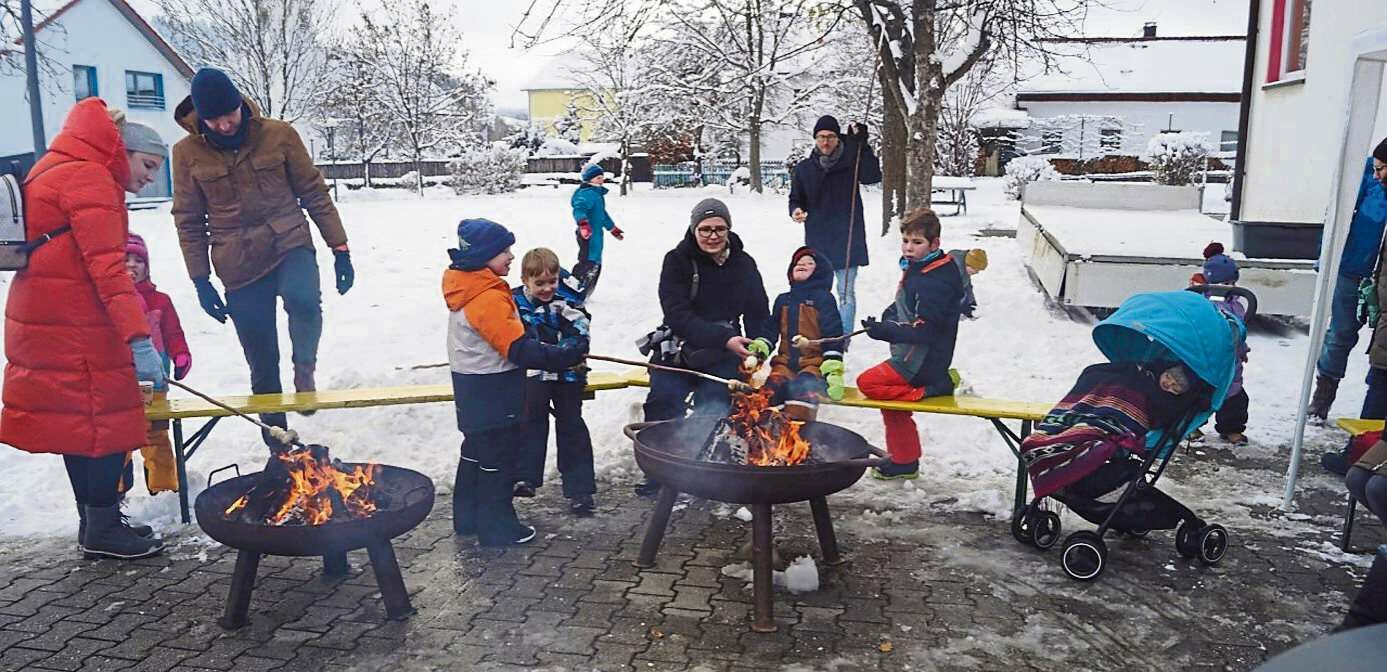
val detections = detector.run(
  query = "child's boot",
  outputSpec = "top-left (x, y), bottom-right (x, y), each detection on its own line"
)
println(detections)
top-left (477, 464), bottom-right (534, 546)
top-left (1220, 432), bottom-right (1248, 446)
top-left (453, 456), bottom-right (479, 535)
top-left (873, 459), bottom-right (919, 481)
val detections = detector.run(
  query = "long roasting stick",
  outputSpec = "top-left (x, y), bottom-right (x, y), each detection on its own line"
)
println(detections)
top-left (167, 380), bottom-right (304, 449)
top-left (792, 328), bottom-right (868, 349)
top-left (586, 354), bottom-right (755, 392)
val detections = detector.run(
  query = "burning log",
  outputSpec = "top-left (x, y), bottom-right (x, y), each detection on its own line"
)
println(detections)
top-left (222, 444), bottom-right (382, 526)
top-left (697, 389), bottom-right (816, 467)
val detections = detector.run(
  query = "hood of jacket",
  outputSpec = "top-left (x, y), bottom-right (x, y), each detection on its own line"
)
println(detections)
top-left (36, 97), bottom-right (130, 188)
top-left (784, 246), bottom-right (834, 294)
top-left (174, 95), bottom-right (264, 135)
top-left (443, 268), bottom-right (510, 312)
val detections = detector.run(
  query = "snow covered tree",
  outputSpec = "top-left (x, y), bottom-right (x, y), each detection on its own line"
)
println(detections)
top-left (344, 0), bottom-right (493, 193)
top-left (1002, 155), bottom-right (1058, 200)
top-left (552, 100), bottom-right (584, 144)
top-left (449, 145), bottom-right (528, 195)
top-left (1, 1), bottom-right (65, 82)
top-left (936, 56), bottom-right (1002, 177)
top-left (1144, 132), bottom-right (1213, 186)
top-left (506, 123), bottom-right (549, 154)
top-left (321, 51), bottom-right (393, 187)
top-left (156, 0), bottom-right (338, 122)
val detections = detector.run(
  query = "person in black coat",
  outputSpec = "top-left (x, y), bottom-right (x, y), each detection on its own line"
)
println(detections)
top-left (788, 114), bottom-right (883, 342)
top-left (636, 198), bottom-right (772, 495)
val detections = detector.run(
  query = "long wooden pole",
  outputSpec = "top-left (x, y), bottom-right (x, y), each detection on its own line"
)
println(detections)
top-left (586, 354), bottom-right (753, 392)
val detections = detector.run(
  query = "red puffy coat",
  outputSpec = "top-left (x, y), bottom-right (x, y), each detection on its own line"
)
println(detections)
top-left (1, 98), bottom-right (151, 457)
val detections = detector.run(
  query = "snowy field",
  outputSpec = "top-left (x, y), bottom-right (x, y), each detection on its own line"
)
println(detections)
top-left (0, 179), bottom-right (1369, 552)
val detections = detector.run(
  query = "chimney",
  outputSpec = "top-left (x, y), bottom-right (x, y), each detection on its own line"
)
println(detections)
top-left (1143, 22), bottom-right (1157, 38)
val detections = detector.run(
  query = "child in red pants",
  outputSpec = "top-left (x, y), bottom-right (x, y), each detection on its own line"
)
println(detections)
top-left (857, 208), bottom-right (964, 479)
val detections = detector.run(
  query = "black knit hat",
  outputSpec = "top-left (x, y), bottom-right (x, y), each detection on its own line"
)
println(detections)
top-left (813, 115), bottom-right (841, 137)
top-left (190, 68), bottom-right (243, 119)
top-left (1375, 137), bottom-right (1387, 164)
top-left (690, 198), bottom-right (732, 230)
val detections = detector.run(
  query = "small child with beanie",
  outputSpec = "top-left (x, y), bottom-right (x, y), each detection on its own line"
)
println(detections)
top-left (746, 247), bottom-right (846, 417)
top-left (120, 234), bottom-right (191, 496)
top-left (1189, 242), bottom-right (1251, 445)
top-left (948, 248), bottom-right (989, 318)
top-left (570, 163), bottom-right (624, 297)
top-left (444, 218), bottom-right (589, 546)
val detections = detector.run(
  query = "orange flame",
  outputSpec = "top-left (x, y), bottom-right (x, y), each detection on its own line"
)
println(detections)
top-left (726, 389), bottom-right (813, 466)
top-left (266, 451), bottom-right (379, 526)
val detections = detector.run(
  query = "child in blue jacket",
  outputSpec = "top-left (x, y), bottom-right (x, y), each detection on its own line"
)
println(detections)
top-left (571, 163), bottom-right (624, 296)
top-left (748, 247), bottom-right (846, 415)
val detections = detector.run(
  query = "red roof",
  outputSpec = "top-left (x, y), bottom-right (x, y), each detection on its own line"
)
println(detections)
top-left (12, 0), bottom-right (194, 79)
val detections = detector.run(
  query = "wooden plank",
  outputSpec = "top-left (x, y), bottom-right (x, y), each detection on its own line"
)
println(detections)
top-left (147, 371), bottom-right (633, 421)
top-left (1336, 418), bottom-right (1384, 435)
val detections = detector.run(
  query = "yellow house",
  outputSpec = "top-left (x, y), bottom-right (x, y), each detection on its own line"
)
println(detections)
top-left (521, 68), bottom-right (607, 144)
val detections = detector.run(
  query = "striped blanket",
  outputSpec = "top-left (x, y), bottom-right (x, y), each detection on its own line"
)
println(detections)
top-left (1020, 363), bottom-right (1160, 500)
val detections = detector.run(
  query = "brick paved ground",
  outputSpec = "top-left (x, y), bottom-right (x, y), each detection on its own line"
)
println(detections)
top-left (0, 445), bottom-right (1380, 672)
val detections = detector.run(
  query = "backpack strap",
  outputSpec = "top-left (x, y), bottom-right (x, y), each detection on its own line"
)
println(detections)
top-left (918, 253), bottom-right (954, 275)
top-left (23, 225), bottom-right (71, 252)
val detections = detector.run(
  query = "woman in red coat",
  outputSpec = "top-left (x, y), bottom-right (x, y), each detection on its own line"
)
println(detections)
top-left (1, 98), bottom-right (170, 560)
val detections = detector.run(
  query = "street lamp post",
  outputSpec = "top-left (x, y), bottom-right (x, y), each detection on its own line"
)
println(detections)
top-left (21, 0), bottom-right (46, 159)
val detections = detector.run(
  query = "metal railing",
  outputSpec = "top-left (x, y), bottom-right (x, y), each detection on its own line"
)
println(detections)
top-left (127, 93), bottom-right (165, 109)
top-left (653, 162), bottom-right (790, 189)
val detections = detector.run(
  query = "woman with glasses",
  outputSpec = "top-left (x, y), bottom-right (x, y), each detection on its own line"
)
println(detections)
top-left (635, 198), bottom-right (773, 496)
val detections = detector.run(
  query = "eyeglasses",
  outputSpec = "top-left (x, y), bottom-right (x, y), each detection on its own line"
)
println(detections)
top-left (695, 226), bottom-right (729, 238)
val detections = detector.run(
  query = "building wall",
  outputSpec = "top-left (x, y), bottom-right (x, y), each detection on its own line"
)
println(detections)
top-left (1241, 1), bottom-right (1387, 223)
top-left (1017, 100), bottom-right (1241, 158)
top-left (0, 0), bottom-right (190, 197)
top-left (526, 89), bottom-right (600, 143)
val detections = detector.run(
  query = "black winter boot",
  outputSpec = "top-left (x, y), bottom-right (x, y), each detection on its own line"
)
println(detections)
top-left (76, 501), bottom-right (86, 549)
top-left (476, 467), bottom-right (532, 546)
top-left (1309, 375), bottom-right (1339, 424)
top-left (1338, 545), bottom-right (1387, 631)
top-left (117, 495), bottom-right (154, 539)
top-left (83, 505), bottom-right (163, 560)
top-left (453, 457), bottom-right (478, 535)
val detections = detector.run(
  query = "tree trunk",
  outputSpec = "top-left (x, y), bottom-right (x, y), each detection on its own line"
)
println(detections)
top-left (364, 160), bottom-right (372, 189)
top-left (619, 137), bottom-right (630, 197)
top-left (905, 95), bottom-right (941, 211)
top-left (881, 84), bottom-right (908, 235)
top-left (748, 120), bottom-right (762, 194)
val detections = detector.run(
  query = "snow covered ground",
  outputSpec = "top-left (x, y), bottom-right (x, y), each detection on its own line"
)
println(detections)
top-left (0, 178), bottom-right (1368, 551)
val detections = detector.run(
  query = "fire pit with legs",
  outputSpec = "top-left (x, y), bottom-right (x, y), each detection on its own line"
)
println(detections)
top-left (195, 445), bottom-right (434, 629)
top-left (624, 389), bottom-right (887, 632)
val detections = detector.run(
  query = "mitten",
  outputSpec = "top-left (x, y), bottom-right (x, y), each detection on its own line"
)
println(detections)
top-left (610, 226), bottom-right (624, 241)
top-left (578, 220), bottom-right (593, 240)
top-left (173, 353), bottom-right (192, 380)
top-left (821, 360), bottom-right (845, 401)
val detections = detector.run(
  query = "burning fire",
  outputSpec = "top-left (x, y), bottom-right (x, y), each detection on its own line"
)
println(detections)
top-left (716, 389), bottom-right (813, 467)
top-left (223, 448), bottom-right (380, 526)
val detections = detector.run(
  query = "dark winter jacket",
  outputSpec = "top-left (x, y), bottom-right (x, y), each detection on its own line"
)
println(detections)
top-left (513, 284), bottom-right (591, 384)
top-left (883, 251), bottom-right (964, 393)
top-left (571, 184), bottom-right (616, 263)
top-left (658, 230), bottom-right (772, 369)
top-left (1342, 158), bottom-right (1387, 278)
top-left (947, 249), bottom-right (979, 317)
top-left (766, 248), bottom-right (843, 374)
top-left (788, 138), bottom-right (882, 270)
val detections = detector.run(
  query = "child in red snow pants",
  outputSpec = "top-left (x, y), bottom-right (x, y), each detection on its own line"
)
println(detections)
top-left (857, 361), bottom-right (925, 463)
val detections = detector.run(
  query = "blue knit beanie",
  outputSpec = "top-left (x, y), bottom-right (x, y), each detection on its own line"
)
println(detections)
top-left (450, 218), bottom-right (516, 271)
top-left (1203, 253), bottom-right (1239, 284)
top-left (190, 68), bottom-right (243, 119)
top-left (581, 163), bottom-right (604, 182)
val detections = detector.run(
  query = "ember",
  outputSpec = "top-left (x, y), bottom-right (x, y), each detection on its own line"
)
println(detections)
top-left (222, 445), bottom-right (381, 525)
top-left (697, 389), bottom-right (815, 466)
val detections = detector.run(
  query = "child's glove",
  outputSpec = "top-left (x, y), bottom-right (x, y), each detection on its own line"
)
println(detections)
top-left (578, 220), bottom-right (593, 240)
top-left (173, 353), bottom-right (192, 380)
top-left (862, 317), bottom-right (909, 343)
top-left (1358, 277), bottom-right (1379, 327)
top-left (610, 226), bottom-right (624, 241)
top-left (821, 360), bottom-right (845, 401)
top-left (748, 337), bottom-right (773, 361)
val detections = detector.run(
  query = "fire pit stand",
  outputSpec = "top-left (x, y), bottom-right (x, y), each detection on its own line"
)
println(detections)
top-left (625, 418), bottom-right (886, 633)
top-left (195, 464), bottom-right (435, 629)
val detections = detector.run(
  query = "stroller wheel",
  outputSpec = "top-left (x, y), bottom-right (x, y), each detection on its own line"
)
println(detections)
top-left (1198, 524), bottom-right (1228, 565)
top-left (1175, 519), bottom-right (1201, 559)
top-left (1011, 505), bottom-right (1036, 546)
top-left (1033, 512), bottom-right (1062, 550)
top-left (1060, 532), bottom-right (1107, 581)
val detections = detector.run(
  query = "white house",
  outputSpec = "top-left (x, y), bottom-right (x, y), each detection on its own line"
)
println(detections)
top-left (1236, 0), bottom-right (1387, 227)
top-left (0, 0), bottom-right (193, 198)
top-left (1009, 27), bottom-right (1246, 161)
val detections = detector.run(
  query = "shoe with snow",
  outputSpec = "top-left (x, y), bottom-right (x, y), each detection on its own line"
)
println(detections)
top-left (1322, 449), bottom-right (1351, 476)
top-left (569, 495), bottom-right (596, 516)
top-left (1185, 429), bottom-right (1206, 446)
top-left (83, 505), bottom-right (163, 560)
top-left (480, 523), bottom-right (537, 547)
top-left (872, 460), bottom-right (919, 480)
top-left (1219, 432), bottom-right (1248, 446)
top-left (294, 362), bottom-right (317, 416)
top-left (512, 481), bottom-right (537, 498)
top-left (634, 479), bottom-right (661, 498)
top-left (1308, 374), bottom-right (1339, 424)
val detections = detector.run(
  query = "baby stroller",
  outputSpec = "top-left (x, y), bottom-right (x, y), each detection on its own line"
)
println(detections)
top-left (1011, 290), bottom-right (1248, 581)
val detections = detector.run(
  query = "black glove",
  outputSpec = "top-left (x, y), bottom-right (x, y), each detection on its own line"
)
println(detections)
top-left (861, 317), bottom-right (892, 342)
top-left (193, 276), bottom-right (228, 323)
top-left (508, 335), bottom-right (588, 372)
top-left (862, 317), bottom-right (919, 344)
top-left (334, 250), bottom-right (354, 295)
top-left (846, 122), bottom-right (869, 144)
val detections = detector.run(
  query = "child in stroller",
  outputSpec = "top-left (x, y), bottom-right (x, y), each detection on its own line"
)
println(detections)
top-left (1013, 291), bottom-right (1241, 581)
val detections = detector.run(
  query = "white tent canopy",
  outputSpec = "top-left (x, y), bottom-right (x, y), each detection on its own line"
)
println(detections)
top-left (1286, 26), bottom-right (1387, 508)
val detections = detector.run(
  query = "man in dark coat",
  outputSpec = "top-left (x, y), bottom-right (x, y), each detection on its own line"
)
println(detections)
top-left (788, 114), bottom-right (882, 341)
top-left (636, 198), bottom-right (772, 495)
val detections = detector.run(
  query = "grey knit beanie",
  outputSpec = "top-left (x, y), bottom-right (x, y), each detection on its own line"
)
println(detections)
top-left (690, 198), bottom-right (733, 230)
top-left (122, 121), bottom-right (167, 157)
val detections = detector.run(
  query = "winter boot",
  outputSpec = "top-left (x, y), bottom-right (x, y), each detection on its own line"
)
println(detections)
top-left (1337, 545), bottom-right (1387, 631)
top-left (453, 457), bottom-right (479, 535)
top-left (634, 479), bottom-right (662, 498)
top-left (872, 460), bottom-right (919, 481)
top-left (476, 465), bottom-right (532, 546)
top-left (1185, 428), bottom-right (1206, 446)
top-left (76, 501), bottom-right (86, 550)
top-left (117, 495), bottom-right (154, 539)
top-left (83, 505), bottom-right (164, 560)
top-left (1219, 432), bottom-right (1248, 446)
top-left (294, 363), bottom-right (317, 416)
top-left (1322, 448), bottom-right (1351, 476)
top-left (1309, 375), bottom-right (1339, 425)
top-left (569, 494), bottom-right (596, 516)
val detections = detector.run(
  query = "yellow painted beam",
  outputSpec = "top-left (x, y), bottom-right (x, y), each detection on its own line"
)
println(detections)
top-left (1336, 418), bottom-right (1384, 435)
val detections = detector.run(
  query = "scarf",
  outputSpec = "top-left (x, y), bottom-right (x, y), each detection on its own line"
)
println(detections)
top-left (200, 102), bottom-right (251, 151)
top-left (817, 140), bottom-right (845, 171)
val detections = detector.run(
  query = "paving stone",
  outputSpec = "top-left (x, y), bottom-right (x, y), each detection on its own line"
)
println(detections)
top-left (16, 620), bottom-right (97, 652)
top-left (0, 646), bottom-right (55, 670)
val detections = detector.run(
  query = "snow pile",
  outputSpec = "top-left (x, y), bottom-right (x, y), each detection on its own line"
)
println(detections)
top-left (970, 107), bottom-right (1030, 131)
top-left (449, 146), bottom-right (528, 195)
top-left (1143, 132), bottom-right (1213, 186)
top-left (720, 555), bottom-right (820, 594)
top-left (535, 138), bottom-right (581, 156)
top-left (1003, 156), bottom-right (1060, 199)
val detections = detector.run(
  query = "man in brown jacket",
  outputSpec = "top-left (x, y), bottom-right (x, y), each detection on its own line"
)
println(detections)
top-left (171, 68), bottom-right (353, 444)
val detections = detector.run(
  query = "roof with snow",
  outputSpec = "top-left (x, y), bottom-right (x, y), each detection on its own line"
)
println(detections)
top-left (1016, 36), bottom-right (1245, 102)
top-left (7, 0), bottom-right (194, 79)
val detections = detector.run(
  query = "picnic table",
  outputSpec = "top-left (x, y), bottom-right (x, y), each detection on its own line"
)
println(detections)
top-left (931, 176), bottom-right (977, 216)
